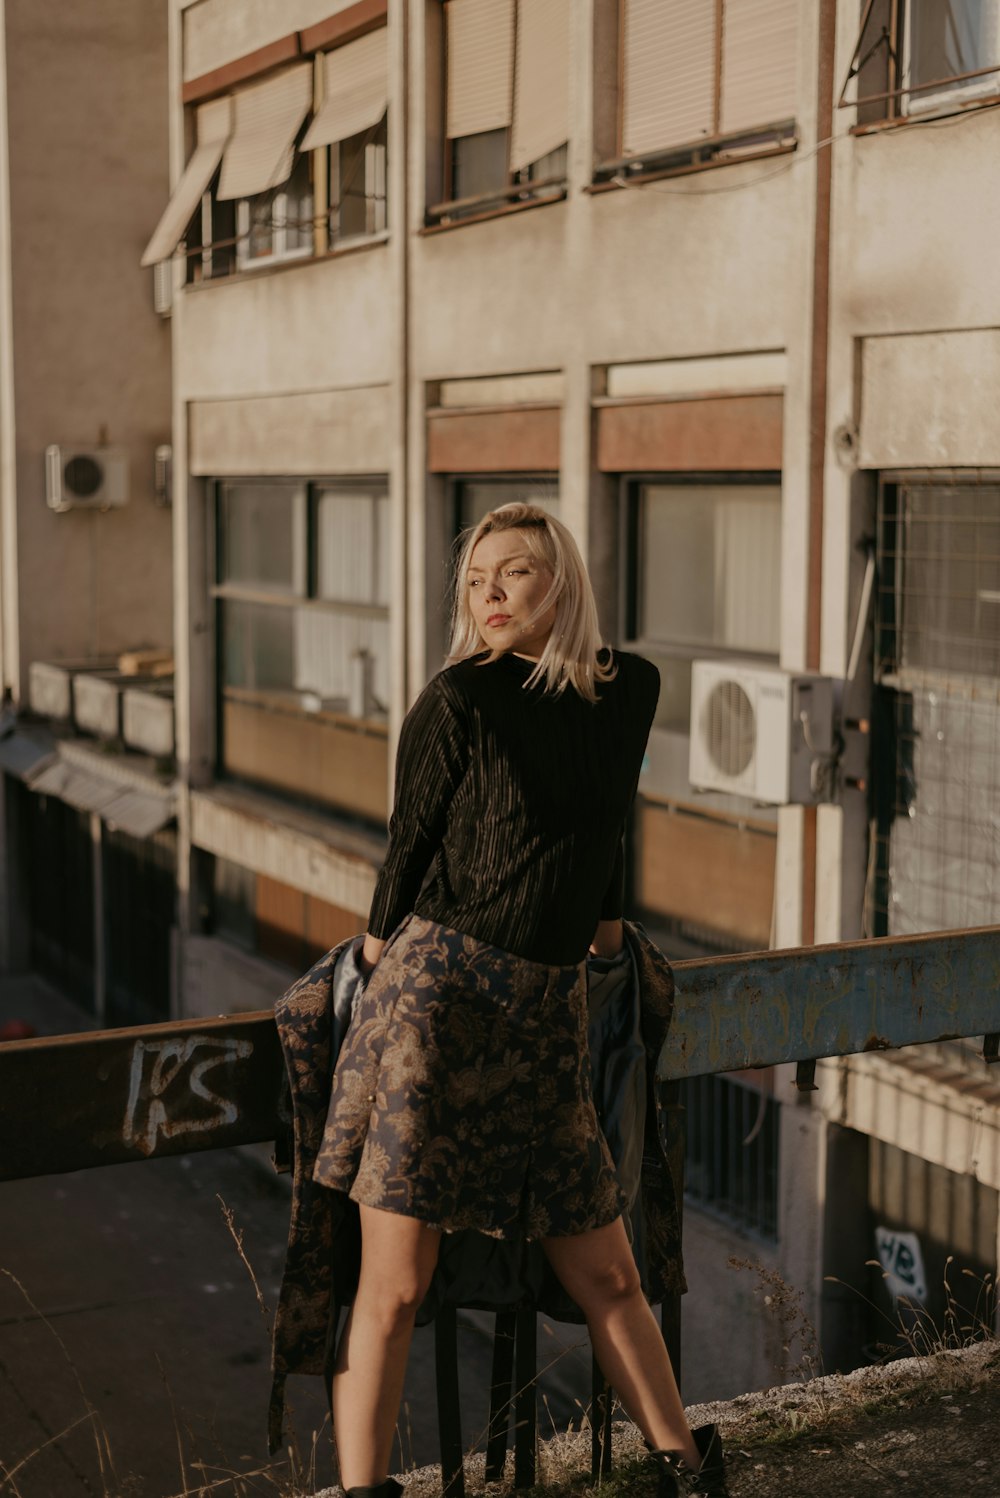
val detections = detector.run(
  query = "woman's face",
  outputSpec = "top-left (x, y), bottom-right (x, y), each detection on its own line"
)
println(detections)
top-left (466, 528), bottom-right (558, 659)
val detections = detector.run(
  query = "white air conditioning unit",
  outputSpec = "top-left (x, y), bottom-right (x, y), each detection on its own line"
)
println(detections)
top-left (45, 446), bottom-right (129, 513)
top-left (689, 660), bottom-right (836, 805)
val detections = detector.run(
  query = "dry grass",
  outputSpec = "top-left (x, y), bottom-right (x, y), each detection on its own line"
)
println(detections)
top-left (4, 1230), bottom-right (997, 1498)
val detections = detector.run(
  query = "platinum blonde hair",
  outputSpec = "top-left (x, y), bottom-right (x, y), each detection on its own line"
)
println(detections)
top-left (447, 502), bottom-right (616, 702)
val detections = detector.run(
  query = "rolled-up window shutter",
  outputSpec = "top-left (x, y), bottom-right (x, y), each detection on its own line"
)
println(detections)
top-left (217, 62), bottom-right (312, 201)
top-left (446, 0), bottom-right (515, 139)
top-left (720, 0), bottom-right (799, 135)
top-left (301, 28), bottom-right (389, 152)
top-left (622, 0), bottom-right (716, 156)
top-left (140, 98), bottom-right (231, 267)
top-left (509, 0), bottom-right (571, 172)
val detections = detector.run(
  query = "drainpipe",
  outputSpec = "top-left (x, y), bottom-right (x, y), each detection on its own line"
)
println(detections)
top-left (803, 0), bottom-right (837, 945)
top-left (0, 0), bottom-right (19, 703)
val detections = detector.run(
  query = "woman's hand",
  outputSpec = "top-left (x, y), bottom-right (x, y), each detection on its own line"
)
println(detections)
top-left (359, 933), bottom-right (386, 975)
top-left (589, 918), bottom-right (624, 959)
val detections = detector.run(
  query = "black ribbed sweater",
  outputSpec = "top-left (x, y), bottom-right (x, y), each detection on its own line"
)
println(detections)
top-left (367, 650), bottom-right (660, 966)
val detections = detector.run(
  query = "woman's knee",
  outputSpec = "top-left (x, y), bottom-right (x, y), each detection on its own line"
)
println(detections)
top-left (356, 1267), bottom-right (432, 1334)
top-left (355, 1207), bottom-right (440, 1333)
top-left (558, 1254), bottom-right (643, 1312)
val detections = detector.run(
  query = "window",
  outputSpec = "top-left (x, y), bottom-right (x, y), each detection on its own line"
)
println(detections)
top-left (144, 33), bottom-right (390, 278)
top-left (598, 0), bottom-right (799, 183)
top-left (624, 480), bottom-right (782, 735)
top-left (684, 1074), bottom-right (779, 1241)
top-left (302, 26), bottom-right (390, 246)
top-left (236, 146), bottom-right (315, 270)
top-left (622, 478), bottom-right (781, 957)
top-left (454, 478), bottom-right (559, 533)
top-left (433, 0), bottom-right (570, 222)
top-left (193, 180), bottom-right (237, 281)
top-left (871, 477), bottom-right (1000, 936)
top-left (846, 0), bottom-right (1000, 124)
top-left (214, 480), bottom-right (391, 824)
top-left (330, 117), bottom-right (388, 241)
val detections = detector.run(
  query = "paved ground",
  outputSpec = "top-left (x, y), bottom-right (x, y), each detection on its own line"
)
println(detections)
top-left (0, 976), bottom-right (596, 1498)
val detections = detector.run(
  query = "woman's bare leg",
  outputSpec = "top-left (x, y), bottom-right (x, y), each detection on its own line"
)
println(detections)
top-left (331, 1205), bottom-right (442, 1489)
top-left (541, 1217), bottom-right (701, 1471)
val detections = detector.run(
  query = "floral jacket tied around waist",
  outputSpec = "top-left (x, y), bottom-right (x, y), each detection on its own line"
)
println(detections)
top-left (267, 920), bottom-right (685, 1452)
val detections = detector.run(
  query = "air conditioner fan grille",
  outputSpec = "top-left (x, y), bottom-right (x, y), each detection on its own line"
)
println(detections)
top-left (704, 679), bottom-right (755, 777)
top-left (64, 454), bottom-right (103, 497)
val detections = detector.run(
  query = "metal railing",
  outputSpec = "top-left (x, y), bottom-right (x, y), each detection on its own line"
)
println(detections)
top-left (2, 923), bottom-right (999, 1494)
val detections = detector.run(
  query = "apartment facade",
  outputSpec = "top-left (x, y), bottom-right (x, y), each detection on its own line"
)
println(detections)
top-left (5, 0), bottom-right (1000, 1400)
top-left (0, 0), bottom-right (174, 1021)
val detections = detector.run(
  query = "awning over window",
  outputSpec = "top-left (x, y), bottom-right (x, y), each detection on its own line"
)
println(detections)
top-left (217, 62), bottom-right (312, 202)
top-left (100, 787), bottom-right (176, 840)
top-left (720, 0), bottom-right (798, 136)
top-left (30, 751), bottom-right (176, 839)
top-left (301, 27), bottom-right (389, 152)
top-left (622, 0), bottom-right (715, 156)
top-left (140, 98), bottom-right (231, 268)
top-left (445, 0), bottom-right (515, 140)
top-left (509, 0), bottom-right (571, 172)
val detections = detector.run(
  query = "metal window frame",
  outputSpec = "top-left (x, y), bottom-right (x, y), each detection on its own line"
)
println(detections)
top-left (211, 475), bottom-right (391, 786)
top-left (870, 467), bottom-right (1000, 939)
top-left (868, 464), bottom-right (999, 686)
top-left (601, 0), bottom-right (797, 185)
top-left (448, 473), bottom-right (559, 539)
top-left (432, 0), bottom-right (569, 225)
top-left (329, 114), bottom-right (390, 245)
top-left (617, 471), bottom-right (783, 664)
top-left (839, 0), bottom-right (1000, 121)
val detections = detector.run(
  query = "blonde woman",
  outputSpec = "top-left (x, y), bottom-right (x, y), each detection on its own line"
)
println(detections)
top-left (313, 503), bottom-right (728, 1498)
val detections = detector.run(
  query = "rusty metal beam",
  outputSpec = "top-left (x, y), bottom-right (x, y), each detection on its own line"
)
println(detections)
top-left (657, 925), bottom-right (1000, 1083)
top-left (0, 1011), bottom-right (282, 1182)
top-left (3, 926), bottom-right (1000, 1183)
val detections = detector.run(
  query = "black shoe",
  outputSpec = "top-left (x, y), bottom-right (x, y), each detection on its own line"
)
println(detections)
top-left (649, 1423), bottom-right (729, 1497)
top-left (345, 1480), bottom-right (403, 1498)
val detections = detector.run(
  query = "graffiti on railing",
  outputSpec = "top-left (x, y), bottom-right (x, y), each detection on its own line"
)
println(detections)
top-left (122, 1035), bottom-right (254, 1155)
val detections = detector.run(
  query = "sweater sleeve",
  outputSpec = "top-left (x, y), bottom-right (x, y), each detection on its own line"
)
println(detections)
top-left (599, 654), bottom-right (660, 922)
top-left (367, 675), bottom-right (471, 939)
top-left (599, 829), bottom-right (626, 920)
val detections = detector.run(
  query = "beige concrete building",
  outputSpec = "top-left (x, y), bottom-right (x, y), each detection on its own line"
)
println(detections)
top-left (0, 0), bottom-right (174, 1018)
top-left (5, 0), bottom-right (1000, 1405)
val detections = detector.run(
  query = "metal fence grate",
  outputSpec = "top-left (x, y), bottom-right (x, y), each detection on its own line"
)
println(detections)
top-left (683, 1074), bottom-right (779, 1240)
top-left (872, 478), bottom-right (1000, 936)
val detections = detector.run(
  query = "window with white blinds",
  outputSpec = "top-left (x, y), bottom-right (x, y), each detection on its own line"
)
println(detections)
top-left (217, 63), bottom-right (313, 202)
top-left (620, 0), bottom-right (799, 159)
top-left (446, 0), bottom-right (516, 139)
top-left (510, 0), bottom-right (572, 173)
top-left (301, 27), bottom-right (389, 152)
top-left (440, 0), bottom-right (570, 209)
top-left (216, 482), bottom-right (390, 724)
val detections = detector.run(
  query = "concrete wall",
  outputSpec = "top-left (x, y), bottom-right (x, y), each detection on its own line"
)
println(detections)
top-left (3, 0), bottom-right (173, 694)
top-left (682, 1212), bottom-right (789, 1404)
top-left (155, 0), bottom-right (1000, 1405)
top-left (182, 0), bottom-right (360, 81)
top-left (176, 245), bottom-right (394, 400)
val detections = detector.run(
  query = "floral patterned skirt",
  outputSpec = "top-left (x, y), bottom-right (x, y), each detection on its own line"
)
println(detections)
top-left (312, 914), bottom-right (627, 1240)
